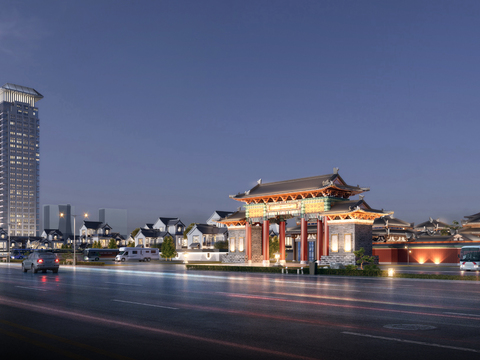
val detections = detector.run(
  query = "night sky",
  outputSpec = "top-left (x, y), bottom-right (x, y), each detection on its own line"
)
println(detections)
top-left (1, 0), bottom-right (479, 232)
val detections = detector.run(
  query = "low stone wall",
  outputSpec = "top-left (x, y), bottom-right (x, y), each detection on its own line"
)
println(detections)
top-left (318, 254), bottom-right (379, 266)
top-left (318, 254), bottom-right (356, 266)
top-left (221, 253), bottom-right (246, 263)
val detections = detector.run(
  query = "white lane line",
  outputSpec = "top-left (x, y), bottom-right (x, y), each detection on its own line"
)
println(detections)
top-left (342, 332), bottom-right (480, 353)
top-left (273, 280), bottom-right (360, 291)
top-left (15, 286), bottom-right (47, 292)
top-left (105, 282), bottom-right (142, 286)
top-left (444, 312), bottom-right (480, 317)
top-left (112, 299), bottom-right (178, 310)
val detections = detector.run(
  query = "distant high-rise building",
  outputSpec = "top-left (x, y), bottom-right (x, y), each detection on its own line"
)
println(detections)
top-left (43, 204), bottom-right (75, 239)
top-left (0, 84), bottom-right (43, 236)
top-left (99, 208), bottom-right (128, 238)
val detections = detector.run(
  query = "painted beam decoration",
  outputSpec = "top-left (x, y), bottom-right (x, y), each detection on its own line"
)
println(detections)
top-left (304, 200), bottom-right (325, 214)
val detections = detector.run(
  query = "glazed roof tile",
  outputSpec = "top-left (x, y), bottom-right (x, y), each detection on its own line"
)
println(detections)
top-left (230, 173), bottom-right (368, 200)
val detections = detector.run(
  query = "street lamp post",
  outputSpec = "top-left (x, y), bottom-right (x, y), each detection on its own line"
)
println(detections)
top-left (7, 222), bottom-right (19, 263)
top-left (405, 245), bottom-right (412, 265)
top-left (60, 212), bottom-right (88, 266)
top-left (7, 223), bottom-right (11, 264)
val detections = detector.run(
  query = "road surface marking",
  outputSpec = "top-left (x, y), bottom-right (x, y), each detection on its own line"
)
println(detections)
top-left (15, 286), bottom-right (47, 291)
top-left (342, 331), bottom-right (480, 353)
top-left (444, 312), bottom-right (480, 317)
top-left (273, 280), bottom-right (361, 291)
top-left (113, 299), bottom-right (178, 309)
top-left (105, 282), bottom-right (142, 286)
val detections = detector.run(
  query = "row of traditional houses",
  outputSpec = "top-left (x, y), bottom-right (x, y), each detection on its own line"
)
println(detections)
top-left (0, 221), bottom-right (127, 250)
top-left (132, 212), bottom-right (233, 250)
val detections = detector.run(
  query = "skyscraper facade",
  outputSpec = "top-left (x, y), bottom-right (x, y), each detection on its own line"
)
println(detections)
top-left (0, 83), bottom-right (43, 236)
top-left (43, 204), bottom-right (75, 239)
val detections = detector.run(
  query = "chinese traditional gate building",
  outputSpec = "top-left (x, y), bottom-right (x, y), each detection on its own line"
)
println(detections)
top-left (222, 169), bottom-right (391, 266)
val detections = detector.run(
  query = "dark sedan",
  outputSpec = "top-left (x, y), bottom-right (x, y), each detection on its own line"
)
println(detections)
top-left (22, 251), bottom-right (60, 273)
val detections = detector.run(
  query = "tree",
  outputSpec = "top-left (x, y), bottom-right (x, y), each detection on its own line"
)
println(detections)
top-left (441, 220), bottom-right (461, 236)
top-left (353, 247), bottom-right (375, 270)
top-left (160, 236), bottom-right (177, 261)
top-left (183, 223), bottom-right (196, 239)
top-left (269, 235), bottom-right (279, 259)
top-left (92, 240), bottom-right (102, 248)
top-left (61, 243), bottom-right (72, 249)
top-left (127, 241), bottom-right (135, 247)
top-left (108, 238), bottom-right (117, 249)
top-left (131, 228), bottom-right (140, 238)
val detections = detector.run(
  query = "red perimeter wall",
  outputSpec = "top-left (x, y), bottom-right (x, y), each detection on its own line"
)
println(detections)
top-left (373, 247), bottom-right (461, 264)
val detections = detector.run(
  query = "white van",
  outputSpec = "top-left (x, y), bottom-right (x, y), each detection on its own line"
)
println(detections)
top-left (115, 247), bottom-right (160, 262)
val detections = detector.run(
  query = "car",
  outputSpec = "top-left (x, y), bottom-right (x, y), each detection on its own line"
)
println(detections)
top-left (22, 251), bottom-right (60, 273)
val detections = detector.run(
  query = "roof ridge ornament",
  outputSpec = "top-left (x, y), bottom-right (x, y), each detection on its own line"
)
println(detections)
top-left (257, 179), bottom-right (262, 185)
top-left (322, 179), bottom-right (334, 186)
top-left (333, 167), bottom-right (339, 174)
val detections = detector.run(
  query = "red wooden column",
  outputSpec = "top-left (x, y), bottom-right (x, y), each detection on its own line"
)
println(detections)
top-left (279, 220), bottom-right (286, 265)
top-left (263, 219), bottom-right (270, 265)
top-left (246, 222), bottom-right (252, 263)
top-left (300, 217), bottom-right (308, 264)
top-left (316, 217), bottom-right (324, 261)
top-left (323, 217), bottom-right (329, 256)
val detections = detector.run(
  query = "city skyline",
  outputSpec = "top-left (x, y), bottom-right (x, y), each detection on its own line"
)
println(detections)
top-left (2, 1), bottom-right (480, 232)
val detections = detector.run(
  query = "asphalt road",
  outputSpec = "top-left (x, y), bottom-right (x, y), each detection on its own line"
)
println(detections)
top-left (1, 262), bottom-right (480, 360)
top-left (379, 264), bottom-right (480, 276)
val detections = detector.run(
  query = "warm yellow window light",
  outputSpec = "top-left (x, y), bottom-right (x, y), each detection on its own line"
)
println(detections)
top-left (331, 234), bottom-right (338, 252)
top-left (344, 234), bottom-right (352, 252)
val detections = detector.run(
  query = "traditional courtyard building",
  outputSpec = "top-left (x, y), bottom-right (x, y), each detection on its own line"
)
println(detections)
top-left (414, 218), bottom-right (449, 235)
top-left (152, 217), bottom-right (185, 249)
top-left (185, 211), bottom-right (234, 250)
top-left (372, 215), bottom-right (415, 243)
top-left (79, 221), bottom-right (113, 247)
top-left (460, 212), bottom-right (480, 236)
top-left (374, 212), bottom-right (480, 265)
top-left (228, 169), bottom-right (390, 266)
top-left (135, 228), bottom-right (171, 248)
top-left (218, 210), bottom-right (247, 263)
top-left (187, 224), bottom-right (228, 249)
top-left (207, 211), bottom-right (233, 227)
top-left (133, 217), bottom-right (185, 249)
top-left (40, 229), bottom-right (64, 249)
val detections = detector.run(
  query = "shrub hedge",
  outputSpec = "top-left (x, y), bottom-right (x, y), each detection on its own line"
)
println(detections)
top-left (59, 261), bottom-right (106, 266)
top-left (185, 265), bottom-right (480, 280)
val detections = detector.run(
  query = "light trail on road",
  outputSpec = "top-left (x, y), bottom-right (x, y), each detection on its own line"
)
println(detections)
top-left (0, 295), bottom-right (321, 360)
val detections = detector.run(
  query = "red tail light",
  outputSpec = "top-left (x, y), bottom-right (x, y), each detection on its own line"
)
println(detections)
top-left (474, 262), bottom-right (477, 265)
top-left (463, 262), bottom-right (466, 265)
top-left (55, 258), bottom-right (59, 263)
top-left (37, 259), bottom-right (43, 264)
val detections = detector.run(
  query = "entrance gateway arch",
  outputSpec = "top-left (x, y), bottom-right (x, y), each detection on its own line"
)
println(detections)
top-left (220, 169), bottom-right (391, 266)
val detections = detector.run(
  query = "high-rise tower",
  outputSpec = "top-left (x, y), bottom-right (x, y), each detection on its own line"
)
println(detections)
top-left (0, 83), bottom-right (43, 236)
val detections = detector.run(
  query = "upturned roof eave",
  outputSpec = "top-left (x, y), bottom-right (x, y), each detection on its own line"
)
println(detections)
top-left (230, 185), bottom-right (369, 202)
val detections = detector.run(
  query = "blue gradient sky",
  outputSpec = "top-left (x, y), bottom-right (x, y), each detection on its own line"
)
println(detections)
top-left (1, 0), bottom-right (479, 231)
